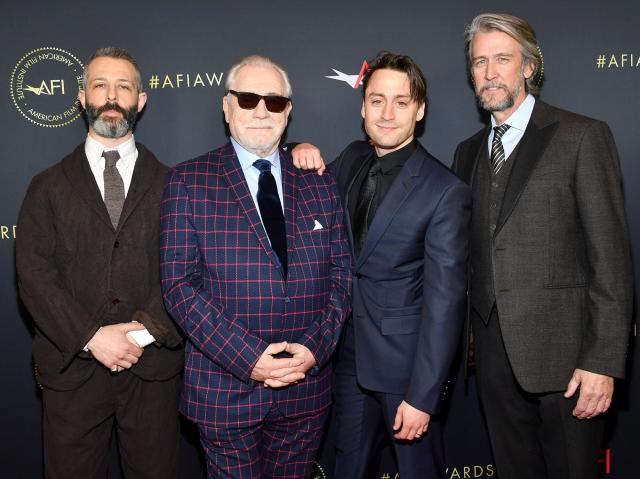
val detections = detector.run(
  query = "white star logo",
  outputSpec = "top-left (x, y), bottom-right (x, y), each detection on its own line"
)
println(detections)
top-left (325, 69), bottom-right (362, 88)
top-left (325, 60), bottom-right (369, 89)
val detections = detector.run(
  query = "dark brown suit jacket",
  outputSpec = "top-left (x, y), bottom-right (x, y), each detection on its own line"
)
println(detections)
top-left (453, 100), bottom-right (633, 393)
top-left (16, 142), bottom-right (183, 391)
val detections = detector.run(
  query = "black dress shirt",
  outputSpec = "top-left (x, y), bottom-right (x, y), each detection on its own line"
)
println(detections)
top-left (347, 140), bottom-right (417, 228)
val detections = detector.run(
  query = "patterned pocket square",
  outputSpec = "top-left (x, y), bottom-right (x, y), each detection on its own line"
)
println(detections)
top-left (313, 219), bottom-right (324, 230)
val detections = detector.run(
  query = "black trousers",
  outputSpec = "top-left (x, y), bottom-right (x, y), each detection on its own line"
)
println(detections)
top-left (42, 366), bottom-right (181, 479)
top-left (332, 320), bottom-right (445, 479)
top-left (473, 308), bottom-right (604, 479)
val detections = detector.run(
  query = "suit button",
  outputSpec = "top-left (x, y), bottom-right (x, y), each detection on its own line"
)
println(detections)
top-left (492, 182), bottom-right (499, 188)
top-left (354, 273), bottom-right (362, 279)
top-left (490, 203), bottom-right (497, 209)
top-left (114, 241), bottom-right (120, 248)
top-left (112, 298), bottom-right (120, 304)
top-left (284, 296), bottom-right (291, 303)
top-left (489, 224), bottom-right (496, 231)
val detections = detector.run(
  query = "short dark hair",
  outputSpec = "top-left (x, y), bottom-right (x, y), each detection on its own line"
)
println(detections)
top-left (362, 51), bottom-right (427, 104)
top-left (82, 47), bottom-right (143, 92)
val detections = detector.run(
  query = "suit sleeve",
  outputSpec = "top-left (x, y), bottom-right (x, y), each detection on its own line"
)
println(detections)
top-left (297, 174), bottom-right (352, 372)
top-left (16, 175), bottom-right (100, 367)
top-left (159, 168), bottom-right (269, 383)
top-left (574, 121), bottom-right (632, 378)
top-left (132, 285), bottom-right (183, 348)
top-left (405, 181), bottom-right (471, 414)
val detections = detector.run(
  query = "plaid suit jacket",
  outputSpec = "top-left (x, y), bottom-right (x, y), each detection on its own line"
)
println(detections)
top-left (160, 141), bottom-right (352, 431)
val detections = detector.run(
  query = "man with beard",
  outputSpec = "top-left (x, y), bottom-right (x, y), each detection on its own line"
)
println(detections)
top-left (160, 55), bottom-right (351, 479)
top-left (452, 13), bottom-right (632, 478)
top-left (16, 47), bottom-right (183, 479)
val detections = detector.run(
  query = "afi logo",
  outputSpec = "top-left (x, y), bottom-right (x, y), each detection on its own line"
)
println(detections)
top-left (325, 60), bottom-right (369, 89)
top-left (23, 79), bottom-right (66, 96)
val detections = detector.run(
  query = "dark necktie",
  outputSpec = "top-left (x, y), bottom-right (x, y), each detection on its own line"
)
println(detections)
top-left (103, 150), bottom-right (124, 228)
top-left (353, 156), bottom-right (382, 257)
top-left (253, 159), bottom-right (287, 276)
top-left (490, 124), bottom-right (511, 174)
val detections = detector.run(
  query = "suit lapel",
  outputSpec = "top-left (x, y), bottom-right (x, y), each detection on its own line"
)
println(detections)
top-left (496, 101), bottom-right (558, 233)
top-left (466, 128), bottom-right (490, 189)
top-left (280, 148), bottom-right (296, 276)
top-left (117, 144), bottom-right (156, 230)
top-left (220, 142), bottom-right (286, 278)
top-left (355, 146), bottom-right (422, 270)
top-left (62, 145), bottom-right (113, 230)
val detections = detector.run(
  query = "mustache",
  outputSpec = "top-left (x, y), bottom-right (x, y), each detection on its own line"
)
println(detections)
top-left (479, 82), bottom-right (508, 94)
top-left (94, 102), bottom-right (130, 117)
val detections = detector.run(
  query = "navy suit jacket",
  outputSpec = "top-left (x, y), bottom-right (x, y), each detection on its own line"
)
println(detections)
top-left (160, 141), bottom-right (351, 433)
top-left (331, 141), bottom-right (470, 414)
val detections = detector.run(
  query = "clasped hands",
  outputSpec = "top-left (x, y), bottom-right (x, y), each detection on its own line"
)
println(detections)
top-left (86, 322), bottom-right (146, 373)
top-left (250, 342), bottom-right (316, 388)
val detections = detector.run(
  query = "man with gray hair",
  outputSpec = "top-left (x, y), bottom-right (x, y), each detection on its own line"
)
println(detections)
top-left (16, 47), bottom-right (183, 478)
top-left (160, 54), bottom-right (351, 478)
top-left (453, 13), bottom-right (632, 478)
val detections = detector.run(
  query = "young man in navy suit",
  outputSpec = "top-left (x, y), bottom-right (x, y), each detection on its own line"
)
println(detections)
top-left (295, 52), bottom-right (471, 479)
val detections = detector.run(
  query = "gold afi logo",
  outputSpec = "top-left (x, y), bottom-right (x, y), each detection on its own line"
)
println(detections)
top-left (10, 47), bottom-right (83, 128)
top-left (23, 79), bottom-right (67, 96)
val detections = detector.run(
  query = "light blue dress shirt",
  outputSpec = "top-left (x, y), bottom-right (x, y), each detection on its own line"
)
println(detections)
top-left (488, 93), bottom-right (536, 161)
top-left (230, 137), bottom-right (284, 222)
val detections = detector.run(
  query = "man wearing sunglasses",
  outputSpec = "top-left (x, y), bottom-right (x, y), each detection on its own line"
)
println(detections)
top-left (160, 55), bottom-right (352, 479)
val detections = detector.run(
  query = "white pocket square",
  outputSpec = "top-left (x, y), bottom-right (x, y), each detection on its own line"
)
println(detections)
top-left (313, 219), bottom-right (324, 230)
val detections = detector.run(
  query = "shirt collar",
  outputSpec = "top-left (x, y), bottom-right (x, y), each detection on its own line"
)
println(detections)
top-left (376, 140), bottom-right (417, 174)
top-left (491, 93), bottom-right (535, 132)
top-left (230, 137), bottom-right (281, 174)
top-left (85, 134), bottom-right (137, 169)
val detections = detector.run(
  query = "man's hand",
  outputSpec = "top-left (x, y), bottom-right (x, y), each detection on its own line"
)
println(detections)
top-left (87, 323), bottom-right (146, 370)
top-left (392, 400), bottom-right (430, 441)
top-left (564, 368), bottom-right (614, 419)
top-left (265, 343), bottom-right (317, 388)
top-left (251, 342), bottom-right (305, 387)
top-left (292, 143), bottom-right (326, 175)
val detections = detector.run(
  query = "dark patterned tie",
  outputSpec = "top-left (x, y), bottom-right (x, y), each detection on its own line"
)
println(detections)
top-left (353, 156), bottom-right (382, 257)
top-left (491, 124), bottom-right (511, 174)
top-left (253, 159), bottom-right (287, 276)
top-left (102, 150), bottom-right (124, 228)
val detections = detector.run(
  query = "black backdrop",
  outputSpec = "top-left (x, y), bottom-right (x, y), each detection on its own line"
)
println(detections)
top-left (2, 1), bottom-right (638, 477)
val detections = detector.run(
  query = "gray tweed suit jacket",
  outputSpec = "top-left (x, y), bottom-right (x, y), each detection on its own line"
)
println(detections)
top-left (453, 100), bottom-right (633, 393)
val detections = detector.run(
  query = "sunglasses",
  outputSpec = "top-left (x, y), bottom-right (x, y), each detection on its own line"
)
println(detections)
top-left (227, 90), bottom-right (290, 113)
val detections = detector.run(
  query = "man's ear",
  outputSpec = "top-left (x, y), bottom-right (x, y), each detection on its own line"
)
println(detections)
top-left (223, 95), bottom-right (230, 123)
top-left (137, 91), bottom-right (147, 112)
top-left (78, 89), bottom-right (86, 110)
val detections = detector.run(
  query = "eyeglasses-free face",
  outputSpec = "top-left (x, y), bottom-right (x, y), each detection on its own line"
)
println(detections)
top-left (227, 90), bottom-right (291, 113)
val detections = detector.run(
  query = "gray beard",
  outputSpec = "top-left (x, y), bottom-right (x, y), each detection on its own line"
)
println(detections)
top-left (477, 82), bottom-right (520, 112)
top-left (85, 102), bottom-right (138, 139)
top-left (91, 116), bottom-right (131, 138)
